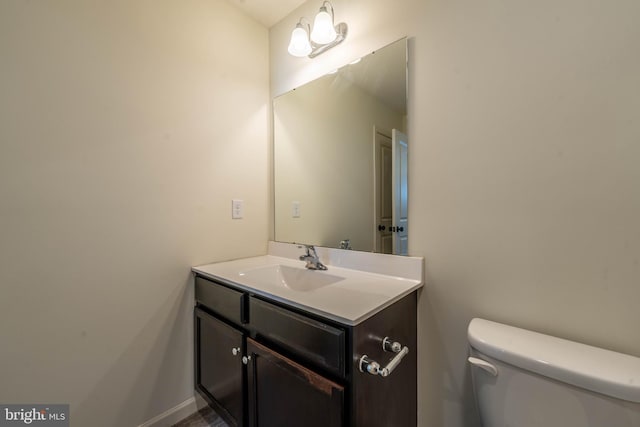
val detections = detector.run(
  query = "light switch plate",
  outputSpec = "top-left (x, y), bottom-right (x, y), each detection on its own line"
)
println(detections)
top-left (292, 201), bottom-right (301, 218)
top-left (232, 199), bottom-right (244, 219)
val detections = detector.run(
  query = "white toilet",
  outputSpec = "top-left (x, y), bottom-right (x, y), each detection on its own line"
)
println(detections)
top-left (468, 318), bottom-right (640, 427)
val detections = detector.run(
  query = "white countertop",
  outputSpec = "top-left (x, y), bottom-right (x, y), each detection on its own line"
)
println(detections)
top-left (192, 250), bottom-right (423, 325)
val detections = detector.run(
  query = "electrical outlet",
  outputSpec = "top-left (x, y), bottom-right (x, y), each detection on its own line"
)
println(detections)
top-left (292, 201), bottom-right (301, 218)
top-left (232, 199), bottom-right (244, 219)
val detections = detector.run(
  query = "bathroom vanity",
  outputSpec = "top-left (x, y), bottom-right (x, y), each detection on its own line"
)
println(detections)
top-left (192, 242), bottom-right (423, 427)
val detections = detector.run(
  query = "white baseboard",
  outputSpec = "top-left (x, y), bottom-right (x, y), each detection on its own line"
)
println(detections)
top-left (138, 395), bottom-right (208, 427)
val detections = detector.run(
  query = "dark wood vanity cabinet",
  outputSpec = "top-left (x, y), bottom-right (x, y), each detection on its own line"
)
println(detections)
top-left (194, 274), bottom-right (417, 427)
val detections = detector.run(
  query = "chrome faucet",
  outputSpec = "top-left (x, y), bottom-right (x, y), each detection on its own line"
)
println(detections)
top-left (298, 245), bottom-right (327, 270)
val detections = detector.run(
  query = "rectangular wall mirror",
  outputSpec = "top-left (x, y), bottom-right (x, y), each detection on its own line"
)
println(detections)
top-left (274, 38), bottom-right (408, 254)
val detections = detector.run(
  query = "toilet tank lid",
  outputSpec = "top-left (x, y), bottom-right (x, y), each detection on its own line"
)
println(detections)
top-left (468, 318), bottom-right (640, 403)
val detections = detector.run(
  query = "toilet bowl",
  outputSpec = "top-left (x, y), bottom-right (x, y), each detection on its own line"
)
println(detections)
top-left (468, 318), bottom-right (640, 427)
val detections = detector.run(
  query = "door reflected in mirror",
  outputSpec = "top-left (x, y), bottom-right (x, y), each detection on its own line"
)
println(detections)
top-left (274, 38), bottom-right (408, 254)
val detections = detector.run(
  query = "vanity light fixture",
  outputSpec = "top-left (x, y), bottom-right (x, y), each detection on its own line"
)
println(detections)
top-left (288, 21), bottom-right (313, 57)
top-left (287, 1), bottom-right (348, 59)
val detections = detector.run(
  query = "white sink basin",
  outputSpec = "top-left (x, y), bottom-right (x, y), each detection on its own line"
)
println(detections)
top-left (193, 248), bottom-right (424, 325)
top-left (239, 264), bottom-right (344, 292)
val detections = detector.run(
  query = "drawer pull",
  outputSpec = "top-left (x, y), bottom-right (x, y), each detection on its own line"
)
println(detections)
top-left (359, 337), bottom-right (410, 378)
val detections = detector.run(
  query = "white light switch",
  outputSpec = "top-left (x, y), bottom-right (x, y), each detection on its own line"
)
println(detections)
top-left (232, 199), bottom-right (244, 219)
top-left (292, 201), bottom-right (301, 218)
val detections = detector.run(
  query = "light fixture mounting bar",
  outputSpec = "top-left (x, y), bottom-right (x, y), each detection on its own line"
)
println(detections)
top-left (308, 22), bottom-right (348, 58)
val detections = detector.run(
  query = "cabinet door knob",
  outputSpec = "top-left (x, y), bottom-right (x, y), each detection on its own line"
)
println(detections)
top-left (231, 347), bottom-right (241, 356)
top-left (242, 355), bottom-right (251, 365)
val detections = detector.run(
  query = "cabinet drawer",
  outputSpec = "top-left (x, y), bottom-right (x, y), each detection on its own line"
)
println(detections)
top-left (249, 296), bottom-right (345, 376)
top-left (195, 276), bottom-right (245, 325)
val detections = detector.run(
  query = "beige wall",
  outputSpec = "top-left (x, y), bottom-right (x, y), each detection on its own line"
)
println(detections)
top-left (0, 1), bottom-right (269, 426)
top-left (271, 1), bottom-right (640, 426)
top-left (274, 74), bottom-right (404, 251)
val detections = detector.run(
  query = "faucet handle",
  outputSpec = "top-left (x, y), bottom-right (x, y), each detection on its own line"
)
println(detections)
top-left (297, 244), bottom-right (314, 256)
top-left (297, 245), bottom-right (327, 270)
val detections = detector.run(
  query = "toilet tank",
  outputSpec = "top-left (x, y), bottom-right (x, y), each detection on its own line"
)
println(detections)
top-left (467, 318), bottom-right (640, 427)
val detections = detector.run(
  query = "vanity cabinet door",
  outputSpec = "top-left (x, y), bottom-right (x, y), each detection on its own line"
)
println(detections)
top-left (246, 338), bottom-right (344, 427)
top-left (195, 308), bottom-right (244, 427)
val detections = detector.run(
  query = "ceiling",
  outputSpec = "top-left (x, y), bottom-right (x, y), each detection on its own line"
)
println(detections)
top-left (227, 0), bottom-right (307, 27)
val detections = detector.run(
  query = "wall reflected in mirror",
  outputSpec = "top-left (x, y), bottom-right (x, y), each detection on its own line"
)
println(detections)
top-left (274, 38), bottom-right (408, 254)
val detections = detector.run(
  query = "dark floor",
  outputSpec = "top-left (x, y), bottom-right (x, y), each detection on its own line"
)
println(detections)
top-left (172, 406), bottom-right (229, 427)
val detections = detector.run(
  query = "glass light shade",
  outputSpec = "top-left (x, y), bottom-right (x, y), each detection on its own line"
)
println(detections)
top-left (288, 25), bottom-right (312, 57)
top-left (310, 7), bottom-right (337, 44)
